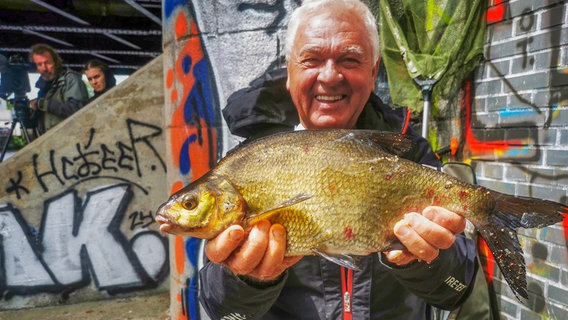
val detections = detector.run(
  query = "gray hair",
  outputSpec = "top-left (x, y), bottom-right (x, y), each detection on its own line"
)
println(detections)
top-left (285, 0), bottom-right (380, 63)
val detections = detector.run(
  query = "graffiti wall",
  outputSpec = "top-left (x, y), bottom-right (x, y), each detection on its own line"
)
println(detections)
top-left (439, 1), bottom-right (568, 319)
top-left (0, 57), bottom-right (168, 310)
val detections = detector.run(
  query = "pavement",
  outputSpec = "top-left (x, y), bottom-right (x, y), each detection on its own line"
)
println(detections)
top-left (0, 292), bottom-right (170, 320)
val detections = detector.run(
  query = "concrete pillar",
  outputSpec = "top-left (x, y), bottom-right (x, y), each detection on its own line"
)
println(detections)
top-left (162, 1), bottom-right (223, 319)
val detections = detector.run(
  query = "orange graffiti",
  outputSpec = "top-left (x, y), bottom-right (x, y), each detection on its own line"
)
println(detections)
top-left (167, 69), bottom-right (175, 88)
top-left (175, 235), bottom-right (185, 275)
top-left (175, 11), bottom-right (188, 39)
top-left (478, 237), bottom-right (495, 284)
top-left (463, 81), bottom-right (525, 155)
top-left (170, 180), bottom-right (184, 195)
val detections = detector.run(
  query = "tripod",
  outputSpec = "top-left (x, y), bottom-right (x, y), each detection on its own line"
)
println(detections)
top-left (0, 98), bottom-right (39, 162)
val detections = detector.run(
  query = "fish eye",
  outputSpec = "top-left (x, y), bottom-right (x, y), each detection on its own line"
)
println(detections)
top-left (181, 195), bottom-right (198, 211)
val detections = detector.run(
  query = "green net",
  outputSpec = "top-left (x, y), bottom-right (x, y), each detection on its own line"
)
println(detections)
top-left (377, 0), bottom-right (486, 113)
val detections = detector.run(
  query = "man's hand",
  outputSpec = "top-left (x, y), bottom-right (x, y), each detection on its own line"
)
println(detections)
top-left (29, 99), bottom-right (38, 110)
top-left (384, 206), bottom-right (467, 266)
top-left (205, 220), bottom-right (302, 282)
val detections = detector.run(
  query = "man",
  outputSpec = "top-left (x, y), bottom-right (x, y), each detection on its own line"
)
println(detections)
top-left (29, 44), bottom-right (88, 133)
top-left (200, 0), bottom-right (477, 319)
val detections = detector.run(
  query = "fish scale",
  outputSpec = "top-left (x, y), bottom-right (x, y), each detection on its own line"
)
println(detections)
top-left (217, 133), bottom-right (405, 254)
top-left (156, 129), bottom-right (566, 301)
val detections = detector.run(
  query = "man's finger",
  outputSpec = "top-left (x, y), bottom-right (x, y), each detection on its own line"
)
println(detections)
top-left (383, 250), bottom-right (416, 266)
top-left (422, 206), bottom-right (467, 235)
top-left (205, 225), bottom-right (244, 264)
top-left (393, 219), bottom-right (439, 263)
top-left (251, 224), bottom-right (289, 280)
top-left (404, 212), bottom-right (455, 250)
top-left (226, 220), bottom-right (270, 275)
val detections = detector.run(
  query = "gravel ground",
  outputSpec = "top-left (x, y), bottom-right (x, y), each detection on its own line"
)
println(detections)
top-left (0, 292), bottom-right (170, 320)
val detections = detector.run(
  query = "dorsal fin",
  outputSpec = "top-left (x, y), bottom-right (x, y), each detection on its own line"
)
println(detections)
top-left (337, 130), bottom-right (415, 157)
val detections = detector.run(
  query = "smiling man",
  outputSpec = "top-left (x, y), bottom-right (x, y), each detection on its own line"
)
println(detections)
top-left (285, 8), bottom-right (380, 130)
top-left (200, 1), bottom-right (477, 319)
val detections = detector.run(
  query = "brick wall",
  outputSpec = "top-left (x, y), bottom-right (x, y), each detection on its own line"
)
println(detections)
top-left (460, 0), bottom-right (568, 318)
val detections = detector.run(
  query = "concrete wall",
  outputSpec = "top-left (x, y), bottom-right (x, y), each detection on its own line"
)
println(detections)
top-left (0, 56), bottom-right (169, 309)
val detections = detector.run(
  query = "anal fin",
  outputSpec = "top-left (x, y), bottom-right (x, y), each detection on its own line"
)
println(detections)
top-left (315, 250), bottom-right (362, 271)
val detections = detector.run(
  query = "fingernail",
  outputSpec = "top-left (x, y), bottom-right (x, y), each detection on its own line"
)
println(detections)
top-left (229, 229), bottom-right (243, 242)
top-left (395, 221), bottom-right (410, 236)
top-left (387, 250), bottom-right (403, 261)
top-left (403, 213), bottom-right (415, 224)
top-left (272, 227), bottom-right (285, 240)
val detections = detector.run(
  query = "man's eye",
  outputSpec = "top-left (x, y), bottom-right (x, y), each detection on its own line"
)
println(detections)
top-left (340, 58), bottom-right (361, 68)
top-left (301, 58), bottom-right (321, 68)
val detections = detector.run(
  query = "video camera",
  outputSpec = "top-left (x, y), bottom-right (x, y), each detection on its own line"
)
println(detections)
top-left (0, 54), bottom-right (37, 128)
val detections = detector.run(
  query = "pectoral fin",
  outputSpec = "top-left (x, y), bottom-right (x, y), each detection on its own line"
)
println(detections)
top-left (245, 193), bottom-right (311, 226)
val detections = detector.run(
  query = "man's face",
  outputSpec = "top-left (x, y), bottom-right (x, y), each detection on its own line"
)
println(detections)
top-left (85, 67), bottom-right (107, 93)
top-left (286, 10), bottom-right (379, 129)
top-left (33, 52), bottom-right (57, 81)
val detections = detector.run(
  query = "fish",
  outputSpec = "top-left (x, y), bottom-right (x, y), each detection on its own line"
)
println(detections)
top-left (155, 129), bottom-right (566, 300)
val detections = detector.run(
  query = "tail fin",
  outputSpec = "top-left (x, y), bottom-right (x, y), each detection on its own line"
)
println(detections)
top-left (474, 190), bottom-right (566, 301)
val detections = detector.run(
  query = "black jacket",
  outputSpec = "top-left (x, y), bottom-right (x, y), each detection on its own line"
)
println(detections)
top-left (200, 68), bottom-right (477, 319)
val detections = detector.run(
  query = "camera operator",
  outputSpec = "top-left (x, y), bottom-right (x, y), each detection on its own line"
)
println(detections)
top-left (28, 44), bottom-right (88, 134)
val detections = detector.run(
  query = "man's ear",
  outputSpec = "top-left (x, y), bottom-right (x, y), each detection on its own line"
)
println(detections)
top-left (286, 65), bottom-right (291, 91)
top-left (372, 57), bottom-right (381, 79)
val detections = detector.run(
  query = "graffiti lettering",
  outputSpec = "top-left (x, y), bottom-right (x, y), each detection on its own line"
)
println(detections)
top-left (518, 8), bottom-right (534, 31)
top-left (127, 119), bottom-right (165, 177)
top-left (515, 37), bottom-right (533, 69)
top-left (4, 171), bottom-right (29, 200)
top-left (129, 210), bottom-right (156, 230)
top-left (4, 119), bottom-right (165, 198)
top-left (0, 184), bottom-right (168, 299)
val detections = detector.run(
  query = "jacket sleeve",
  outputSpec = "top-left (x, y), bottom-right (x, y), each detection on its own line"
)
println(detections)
top-left (43, 72), bottom-right (89, 118)
top-left (379, 233), bottom-right (477, 309)
top-left (199, 262), bottom-right (287, 319)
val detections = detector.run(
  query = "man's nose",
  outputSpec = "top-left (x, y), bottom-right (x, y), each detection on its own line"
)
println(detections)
top-left (318, 60), bottom-right (343, 83)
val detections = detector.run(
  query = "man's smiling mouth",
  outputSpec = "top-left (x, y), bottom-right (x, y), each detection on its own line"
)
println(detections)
top-left (315, 95), bottom-right (344, 102)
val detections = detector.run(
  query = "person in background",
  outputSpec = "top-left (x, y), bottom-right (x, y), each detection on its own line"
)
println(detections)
top-left (198, 0), bottom-right (477, 319)
top-left (84, 59), bottom-right (117, 103)
top-left (29, 43), bottom-right (89, 134)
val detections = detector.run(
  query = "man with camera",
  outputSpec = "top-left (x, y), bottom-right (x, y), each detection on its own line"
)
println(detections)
top-left (29, 44), bottom-right (88, 134)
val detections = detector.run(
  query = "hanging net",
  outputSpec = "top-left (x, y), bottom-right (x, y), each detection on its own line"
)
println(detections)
top-left (377, 0), bottom-right (486, 113)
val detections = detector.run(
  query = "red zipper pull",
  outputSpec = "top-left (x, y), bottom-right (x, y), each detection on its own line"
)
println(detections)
top-left (341, 267), bottom-right (353, 320)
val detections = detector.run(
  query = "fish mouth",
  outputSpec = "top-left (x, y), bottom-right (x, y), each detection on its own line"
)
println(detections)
top-left (154, 213), bottom-right (205, 236)
top-left (158, 222), bottom-right (173, 234)
top-left (154, 214), bottom-right (174, 233)
top-left (155, 216), bottom-right (188, 235)
top-left (155, 214), bottom-right (170, 225)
